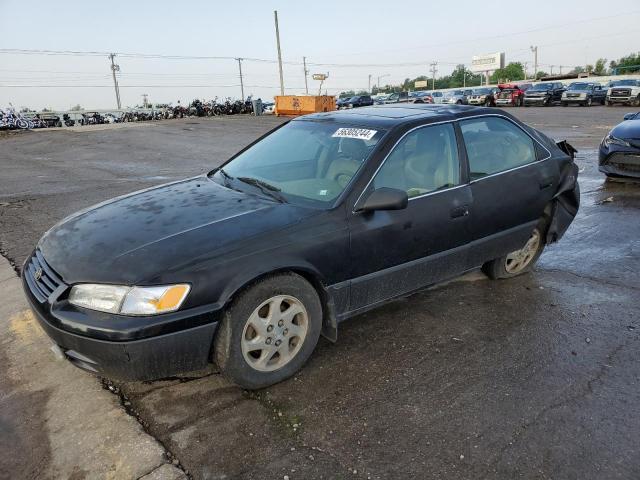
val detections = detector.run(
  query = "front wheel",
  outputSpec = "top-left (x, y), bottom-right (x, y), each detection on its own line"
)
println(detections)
top-left (214, 273), bottom-right (322, 389)
top-left (585, 97), bottom-right (593, 107)
top-left (562, 102), bottom-right (568, 107)
top-left (482, 227), bottom-right (545, 280)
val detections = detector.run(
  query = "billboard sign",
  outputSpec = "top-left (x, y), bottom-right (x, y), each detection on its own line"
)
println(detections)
top-left (414, 80), bottom-right (428, 88)
top-left (470, 53), bottom-right (505, 72)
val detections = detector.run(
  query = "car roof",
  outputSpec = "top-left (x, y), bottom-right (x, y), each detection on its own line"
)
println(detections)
top-left (296, 104), bottom-right (499, 128)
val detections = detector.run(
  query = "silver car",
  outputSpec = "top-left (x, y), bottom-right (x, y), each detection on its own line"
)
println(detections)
top-left (441, 89), bottom-right (470, 105)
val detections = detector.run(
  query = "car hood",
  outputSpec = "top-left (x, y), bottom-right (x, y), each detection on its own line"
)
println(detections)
top-left (39, 176), bottom-right (316, 284)
top-left (611, 120), bottom-right (640, 140)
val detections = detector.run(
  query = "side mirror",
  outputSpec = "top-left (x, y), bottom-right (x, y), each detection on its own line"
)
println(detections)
top-left (623, 112), bottom-right (637, 121)
top-left (355, 187), bottom-right (408, 213)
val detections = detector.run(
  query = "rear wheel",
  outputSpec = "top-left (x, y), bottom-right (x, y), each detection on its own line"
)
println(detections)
top-left (482, 226), bottom-right (545, 280)
top-left (214, 273), bottom-right (322, 389)
top-left (562, 102), bottom-right (568, 107)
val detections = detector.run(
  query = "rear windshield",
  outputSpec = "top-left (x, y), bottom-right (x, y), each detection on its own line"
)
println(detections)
top-left (211, 121), bottom-right (386, 208)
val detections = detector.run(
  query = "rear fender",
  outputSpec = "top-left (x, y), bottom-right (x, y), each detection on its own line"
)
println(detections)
top-left (546, 147), bottom-right (580, 243)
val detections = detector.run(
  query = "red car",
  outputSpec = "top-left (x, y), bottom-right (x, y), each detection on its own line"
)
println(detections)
top-left (495, 83), bottom-right (532, 107)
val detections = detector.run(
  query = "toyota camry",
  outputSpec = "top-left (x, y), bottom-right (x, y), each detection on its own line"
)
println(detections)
top-left (23, 105), bottom-right (580, 389)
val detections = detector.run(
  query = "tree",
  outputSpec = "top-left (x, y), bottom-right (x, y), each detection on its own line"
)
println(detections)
top-left (594, 58), bottom-right (607, 75)
top-left (490, 62), bottom-right (525, 83)
top-left (338, 90), bottom-right (355, 98)
top-left (585, 64), bottom-right (594, 74)
top-left (569, 66), bottom-right (585, 75)
top-left (610, 52), bottom-right (640, 74)
top-left (70, 104), bottom-right (83, 111)
top-left (535, 71), bottom-right (548, 80)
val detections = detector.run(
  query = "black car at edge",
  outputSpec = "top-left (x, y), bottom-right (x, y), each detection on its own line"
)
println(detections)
top-left (599, 111), bottom-right (640, 178)
top-left (23, 104), bottom-right (580, 389)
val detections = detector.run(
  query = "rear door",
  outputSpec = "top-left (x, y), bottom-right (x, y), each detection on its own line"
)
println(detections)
top-left (347, 122), bottom-right (473, 311)
top-left (458, 115), bottom-right (560, 268)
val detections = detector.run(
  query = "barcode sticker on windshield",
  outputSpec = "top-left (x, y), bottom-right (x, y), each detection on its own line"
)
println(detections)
top-left (332, 128), bottom-right (377, 140)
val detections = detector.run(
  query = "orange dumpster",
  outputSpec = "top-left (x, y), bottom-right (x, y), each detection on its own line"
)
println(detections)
top-left (274, 95), bottom-right (336, 116)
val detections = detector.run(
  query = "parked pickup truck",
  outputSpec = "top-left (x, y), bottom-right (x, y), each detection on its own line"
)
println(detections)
top-left (606, 79), bottom-right (640, 106)
top-left (523, 82), bottom-right (565, 106)
top-left (495, 83), bottom-right (532, 107)
top-left (562, 82), bottom-right (607, 106)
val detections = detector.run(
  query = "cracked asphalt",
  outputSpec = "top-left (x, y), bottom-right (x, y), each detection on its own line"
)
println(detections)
top-left (1, 107), bottom-right (639, 479)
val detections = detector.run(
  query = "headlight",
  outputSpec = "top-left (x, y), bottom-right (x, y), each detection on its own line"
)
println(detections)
top-left (579, 93), bottom-right (587, 98)
top-left (69, 284), bottom-right (190, 315)
top-left (603, 134), bottom-right (630, 148)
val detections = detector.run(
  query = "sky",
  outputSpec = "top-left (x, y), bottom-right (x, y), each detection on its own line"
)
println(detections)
top-left (1, 0), bottom-right (640, 110)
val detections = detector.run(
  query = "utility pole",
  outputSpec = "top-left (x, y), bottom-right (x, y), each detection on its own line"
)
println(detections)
top-left (462, 65), bottom-right (466, 88)
top-left (559, 65), bottom-right (564, 75)
top-left (530, 45), bottom-right (538, 80)
top-left (524, 62), bottom-right (529, 80)
top-left (109, 53), bottom-right (121, 109)
top-left (368, 74), bottom-right (372, 93)
top-left (141, 94), bottom-right (148, 108)
top-left (236, 58), bottom-right (245, 101)
top-left (274, 10), bottom-right (285, 96)
top-left (429, 62), bottom-right (438, 90)
top-left (550, 65), bottom-right (555, 75)
top-left (303, 56), bottom-right (309, 94)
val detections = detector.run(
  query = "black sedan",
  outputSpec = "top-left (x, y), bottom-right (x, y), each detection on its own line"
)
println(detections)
top-left (23, 105), bottom-right (580, 389)
top-left (599, 111), bottom-right (640, 178)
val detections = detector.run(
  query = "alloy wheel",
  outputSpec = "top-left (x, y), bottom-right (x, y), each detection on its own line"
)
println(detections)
top-left (241, 295), bottom-right (309, 372)
top-left (505, 229), bottom-right (541, 274)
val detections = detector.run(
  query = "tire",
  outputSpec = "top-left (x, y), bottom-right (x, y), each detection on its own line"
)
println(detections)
top-left (456, 100), bottom-right (462, 105)
top-left (606, 101), bottom-right (613, 106)
top-left (214, 273), bottom-right (322, 389)
top-left (482, 221), bottom-right (546, 280)
top-left (586, 97), bottom-right (592, 107)
top-left (634, 95), bottom-right (640, 107)
top-left (562, 102), bottom-right (568, 107)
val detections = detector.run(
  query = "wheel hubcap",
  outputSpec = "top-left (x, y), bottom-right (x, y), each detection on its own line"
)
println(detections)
top-left (505, 229), bottom-right (541, 274)
top-left (241, 295), bottom-right (309, 372)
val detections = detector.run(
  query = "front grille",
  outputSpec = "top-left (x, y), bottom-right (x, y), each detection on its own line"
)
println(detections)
top-left (611, 89), bottom-right (631, 97)
top-left (24, 250), bottom-right (64, 303)
top-left (612, 162), bottom-right (640, 173)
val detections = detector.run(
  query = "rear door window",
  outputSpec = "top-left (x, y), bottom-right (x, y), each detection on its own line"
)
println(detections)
top-left (459, 117), bottom-right (537, 180)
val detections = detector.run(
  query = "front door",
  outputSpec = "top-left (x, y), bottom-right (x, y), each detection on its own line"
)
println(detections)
top-left (347, 122), bottom-right (473, 312)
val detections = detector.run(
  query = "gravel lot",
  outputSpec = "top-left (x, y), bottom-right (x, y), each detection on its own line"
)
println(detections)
top-left (1, 107), bottom-right (639, 479)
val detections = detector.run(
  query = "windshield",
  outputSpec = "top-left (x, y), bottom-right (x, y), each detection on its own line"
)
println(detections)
top-left (530, 83), bottom-right (552, 91)
top-left (473, 88), bottom-right (491, 94)
top-left (211, 121), bottom-right (385, 208)
top-left (611, 80), bottom-right (639, 86)
top-left (568, 83), bottom-right (591, 90)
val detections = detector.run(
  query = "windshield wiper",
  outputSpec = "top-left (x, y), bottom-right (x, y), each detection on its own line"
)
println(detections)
top-left (217, 167), bottom-right (233, 187)
top-left (237, 177), bottom-right (287, 203)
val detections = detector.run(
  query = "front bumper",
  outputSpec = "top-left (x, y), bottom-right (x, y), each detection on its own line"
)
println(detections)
top-left (599, 145), bottom-right (640, 178)
top-left (524, 96), bottom-right (549, 104)
top-left (607, 95), bottom-right (633, 104)
top-left (22, 270), bottom-right (219, 381)
top-left (562, 96), bottom-right (587, 103)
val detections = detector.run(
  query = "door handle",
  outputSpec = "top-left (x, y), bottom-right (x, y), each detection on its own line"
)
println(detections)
top-left (450, 205), bottom-right (470, 219)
